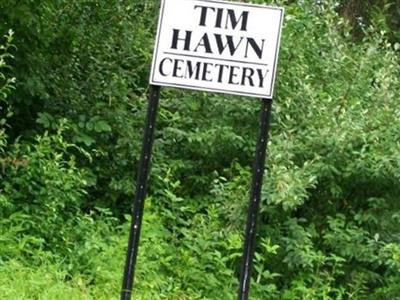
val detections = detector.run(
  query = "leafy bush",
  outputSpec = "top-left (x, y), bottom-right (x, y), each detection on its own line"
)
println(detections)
top-left (0, 0), bottom-right (399, 299)
top-left (0, 29), bottom-right (15, 153)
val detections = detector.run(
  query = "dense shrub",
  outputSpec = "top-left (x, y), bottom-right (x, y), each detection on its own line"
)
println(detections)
top-left (0, 0), bottom-right (399, 299)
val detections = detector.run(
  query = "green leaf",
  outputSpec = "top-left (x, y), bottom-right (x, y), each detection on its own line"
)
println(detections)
top-left (94, 120), bottom-right (111, 133)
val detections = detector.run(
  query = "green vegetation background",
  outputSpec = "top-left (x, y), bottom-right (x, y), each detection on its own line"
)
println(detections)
top-left (1, 0), bottom-right (399, 299)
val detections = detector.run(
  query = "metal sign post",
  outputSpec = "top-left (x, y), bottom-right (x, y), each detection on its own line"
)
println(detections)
top-left (238, 98), bottom-right (272, 300)
top-left (121, 85), bottom-right (160, 300)
top-left (120, 0), bottom-right (283, 299)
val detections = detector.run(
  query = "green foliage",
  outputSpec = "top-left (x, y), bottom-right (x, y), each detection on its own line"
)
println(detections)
top-left (0, 29), bottom-right (15, 153)
top-left (0, 0), bottom-right (399, 299)
top-left (0, 30), bottom-right (15, 102)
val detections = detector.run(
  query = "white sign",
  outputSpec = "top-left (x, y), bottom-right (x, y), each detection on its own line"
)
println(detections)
top-left (150, 0), bottom-right (284, 99)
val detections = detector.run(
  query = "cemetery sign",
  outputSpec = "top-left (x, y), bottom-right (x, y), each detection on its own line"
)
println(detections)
top-left (150, 0), bottom-right (284, 98)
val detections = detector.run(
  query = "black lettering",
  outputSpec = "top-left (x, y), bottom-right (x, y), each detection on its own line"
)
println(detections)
top-left (171, 29), bottom-right (192, 51)
top-left (241, 67), bottom-right (255, 86)
top-left (194, 5), bottom-right (215, 26)
top-left (159, 57), bottom-right (173, 76)
top-left (215, 8), bottom-right (224, 28)
top-left (194, 33), bottom-right (212, 53)
top-left (185, 60), bottom-right (202, 80)
top-left (256, 68), bottom-right (269, 88)
top-left (202, 62), bottom-right (213, 82)
top-left (245, 38), bottom-right (265, 59)
top-left (214, 34), bottom-right (243, 56)
top-left (226, 9), bottom-right (249, 31)
top-left (172, 59), bottom-right (184, 78)
top-left (215, 63), bottom-right (229, 83)
top-left (228, 65), bottom-right (240, 85)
